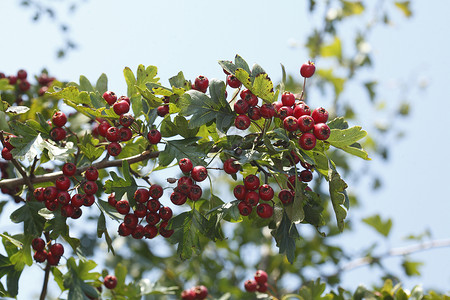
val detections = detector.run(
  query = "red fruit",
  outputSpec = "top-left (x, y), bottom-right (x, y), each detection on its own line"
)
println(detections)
top-left (147, 199), bottom-right (161, 213)
top-left (300, 61), bottom-right (316, 78)
top-left (18, 80), bottom-right (31, 92)
top-left (181, 289), bottom-right (197, 300)
top-left (238, 201), bottom-right (252, 216)
top-left (4, 135), bottom-right (16, 150)
top-left (146, 212), bottom-right (160, 226)
top-left (38, 86), bottom-right (48, 96)
top-left (85, 166), bottom-right (99, 181)
top-left (104, 275), bottom-right (118, 289)
top-left (118, 222), bottom-right (132, 236)
top-left (50, 243), bottom-right (64, 257)
top-left (283, 116), bottom-right (299, 132)
top-left (134, 188), bottom-right (150, 203)
top-left (300, 160), bottom-right (313, 170)
top-left (55, 175), bottom-right (71, 191)
top-left (158, 206), bottom-right (173, 220)
top-left (71, 194), bottom-right (85, 207)
top-left (293, 102), bottom-right (311, 118)
top-left (46, 251), bottom-right (61, 266)
top-left (71, 206), bottom-right (83, 219)
top-left (223, 158), bottom-right (240, 174)
top-left (188, 184), bottom-right (202, 201)
top-left (8, 76), bottom-right (17, 85)
top-left (240, 89), bottom-right (258, 106)
top-left (50, 127), bottom-right (66, 141)
top-left (119, 113), bottom-right (134, 127)
top-left (105, 127), bottom-right (119, 142)
top-left (244, 174), bottom-right (260, 191)
top-left (234, 114), bottom-right (251, 130)
top-left (116, 200), bottom-right (130, 215)
top-left (61, 204), bottom-right (75, 218)
top-left (33, 187), bottom-right (45, 202)
top-left (260, 104), bottom-right (276, 119)
top-left (281, 92), bottom-right (296, 107)
top-left (98, 121), bottom-right (111, 137)
top-left (297, 115), bottom-right (315, 132)
top-left (313, 123), bottom-right (331, 140)
top-left (159, 221), bottom-right (174, 238)
top-left (170, 191), bottom-right (187, 205)
top-left (194, 285), bottom-right (208, 299)
top-left (83, 194), bottom-right (95, 206)
top-left (1, 148), bottom-right (12, 160)
top-left (278, 189), bottom-right (294, 205)
top-left (124, 213), bottom-right (138, 229)
top-left (147, 129), bottom-right (161, 144)
top-left (83, 181), bottom-right (98, 195)
top-left (134, 203), bottom-right (147, 218)
top-left (52, 111), bottom-right (67, 127)
top-left (259, 184), bottom-right (274, 201)
top-left (194, 75), bottom-right (209, 93)
top-left (179, 158), bottom-right (193, 173)
top-left (257, 282), bottom-right (268, 293)
top-left (32, 237), bottom-right (45, 251)
top-left (157, 105), bottom-right (170, 117)
top-left (149, 184), bottom-right (163, 199)
top-left (278, 106), bottom-right (294, 120)
top-left (113, 100), bottom-right (130, 115)
top-left (191, 165), bottom-right (208, 182)
top-left (227, 75), bottom-right (241, 88)
top-left (298, 132), bottom-right (317, 150)
top-left (118, 96), bottom-right (130, 105)
top-left (107, 142), bottom-right (122, 156)
top-left (311, 107), bottom-right (329, 123)
top-left (57, 191), bottom-right (71, 205)
top-left (103, 91), bottom-right (117, 105)
top-left (233, 185), bottom-right (247, 200)
top-left (45, 199), bottom-right (59, 211)
top-left (177, 176), bottom-right (194, 194)
top-left (108, 194), bottom-right (117, 207)
top-left (257, 203), bottom-right (273, 218)
top-left (119, 127), bottom-right (133, 141)
top-left (300, 170), bottom-right (313, 182)
top-left (234, 99), bottom-right (249, 114)
top-left (17, 69), bottom-right (27, 80)
top-left (143, 225), bottom-right (158, 239)
top-left (33, 250), bottom-right (47, 263)
top-left (62, 162), bottom-right (77, 176)
top-left (247, 106), bottom-right (261, 120)
top-left (244, 279), bottom-right (258, 292)
top-left (273, 101), bottom-right (283, 113)
top-left (244, 191), bottom-right (260, 207)
top-left (255, 270), bottom-right (268, 284)
top-left (44, 186), bottom-right (58, 201)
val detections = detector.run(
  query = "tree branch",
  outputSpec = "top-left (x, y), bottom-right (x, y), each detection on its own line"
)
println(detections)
top-left (0, 150), bottom-right (160, 190)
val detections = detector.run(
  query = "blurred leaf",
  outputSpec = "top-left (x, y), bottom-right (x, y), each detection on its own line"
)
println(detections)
top-left (394, 1), bottom-right (412, 18)
top-left (316, 69), bottom-right (346, 99)
top-left (362, 214), bottom-right (392, 237)
top-left (342, 1), bottom-right (364, 16)
top-left (364, 81), bottom-right (377, 102)
top-left (63, 257), bottom-right (101, 299)
top-left (320, 37), bottom-right (342, 60)
top-left (402, 259), bottom-right (423, 276)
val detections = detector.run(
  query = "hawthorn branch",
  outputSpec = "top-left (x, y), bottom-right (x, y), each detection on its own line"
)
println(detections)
top-left (0, 150), bottom-right (160, 190)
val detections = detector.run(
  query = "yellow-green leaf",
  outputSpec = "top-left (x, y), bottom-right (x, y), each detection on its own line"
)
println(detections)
top-left (395, 1), bottom-right (412, 18)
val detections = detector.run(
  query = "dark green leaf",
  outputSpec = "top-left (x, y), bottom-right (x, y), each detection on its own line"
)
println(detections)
top-left (328, 162), bottom-right (349, 232)
top-left (10, 202), bottom-right (46, 236)
top-left (158, 138), bottom-right (205, 167)
top-left (271, 212), bottom-right (299, 264)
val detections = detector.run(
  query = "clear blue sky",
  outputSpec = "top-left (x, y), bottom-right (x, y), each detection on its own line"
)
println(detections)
top-left (1, 0), bottom-right (450, 297)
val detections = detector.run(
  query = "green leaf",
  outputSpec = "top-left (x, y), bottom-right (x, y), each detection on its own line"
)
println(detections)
top-left (320, 37), bottom-right (342, 60)
top-left (316, 69), bottom-right (346, 99)
top-left (328, 162), bottom-right (349, 232)
top-left (51, 86), bottom-right (91, 105)
top-left (402, 259), bottom-right (423, 276)
top-left (95, 73), bottom-right (108, 95)
top-left (362, 214), bottom-right (392, 237)
top-left (78, 143), bottom-right (104, 162)
top-left (298, 279), bottom-right (328, 300)
top-left (271, 212), bottom-right (299, 264)
top-left (161, 115), bottom-right (199, 138)
top-left (10, 202), bottom-right (46, 236)
top-left (168, 211), bottom-right (201, 260)
top-left (124, 67), bottom-right (137, 97)
top-left (64, 257), bottom-right (101, 300)
top-left (342, 1), bottom-right (364, 16)
top-left (394, 1), bottom-right (412, 18)
top-left (0, 254), bottom-right (21, 297)
top-left (79, 75), bottom-right (94, 92)
top-left (328, 127), bottom-right (370, 160)
top-left (235, 69), bottom-right (274, 103)
top-left (169, 71), bottom-right (188, 89)
top-left (97, 212), bottom-right (115, 255)
top-left (158, 138), bottom-right (205, 167)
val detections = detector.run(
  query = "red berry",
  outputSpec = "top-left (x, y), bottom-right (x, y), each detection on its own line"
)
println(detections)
top-left (293, 102), bottom-right (311, 118)
top-left (1, 148), bottom-right (12, 160)
top-left (283, 116), bottom-right (298, 132)
top-left (157, 105), bottom-right (170, 117)
top-left (300, 170), bottom-right (313, 182)
top-left (238, 201), bottom-right (252, 216)
top-left (179, 158), bottom-right (193, 173)
top-left (159, 221), bottom-right (174, 238)
top-left (118, 222), bottom-right (133, 236)
top-left (108, 194), bottom-right (117, 207)
top-left (244, 191), bottom-right (260, 207)
top-left (244, 279), bottom-right (258, 292)
top-left (149, 184), bottom-right (163, 199)
top-left (244, 174), bottom-right (260, 191)
top-left (4, 134), bottom-right (16, 150)
top-left (134, 203), bottom-right (147, 218)
top-left (71, 194), bottom-right (85, 207)
top-left (83, 194), bottom-right (95, 206)
top-left (50, 243), bottom-right (64, 257)
top-left (118, 127), bottom-right (133, 141)
top-left (147, 129), bottom-right (161, 144)
top-left (159, 206), bottom-right (173, 220)
top-left (17, 69), bottom-right (27, 80)
top-left (234, 99), bottom-right (249, 114)
top-left (194, 75), bottom-right (209, 93)
top-left (46, 251), bottom-right (61, 266)
top-left (278, 189), bottom-right (294, 205)
top-left (103, 91), bottom-right (117, 106)
top-left (55, 175), bottom-right (70, 191)
top-left (311, 107), bottom-right (329, 124)
top-left (247, 106), bottom-right (261, 120)
top-left (18, 80), bottom-right (31, 92)
top-left (227, 75), bottom-right (241, 88)
top-left (33, 187), bottom-right (45, 202)
top-left (273, 101), bottom-right (283, 113)
top-left (105, 127), bottom-right (119, 142)
top-left (52, 111), bottom-right (67, 127)
top-left (85, 167), bottom-right (99, 181)
top-left (146, 212), bottom-right (160, 226)
top-left (116, 200), bottom-right (130, 215)
top-left (61, 204), bottom-right (75, 218)
top-left (298, 132), bottom-right (316, 150)
top-left (8, 76), bottom-right (17, 85)
top-left (32, 237), bottom-right (45, 251)
top-left (259, 184), bottom-right (274, 201)
top-left (191, 165), bottom-right (208, 182)
top-left (257, 282), bottom-right (268, 293)
top-left (257, 203), bottom-right (273, 218)
top-left (118, 96), bottom-right (131, 105)
top-left (124, 213), bottom-right (138, 229)
top-left (255, 270), bottom-right (268, 284)
top-left (62, 162), bottom-right (77, 176)
top-left (223, 158), bottom-right (240, 174)
top-left (281, 92), bottom-right (296, 107)
top-left (260, 104), bottom-right (276, 119)
top-left (33, 250), bottom-right (47, 263)
top-left (300, 61), bottom-right (316, 78)
top-left (113, 100), bottom-right (130, 115)
top-left (98, 121), bottom-right (111, 137)
top-left (83, 181), bottom-right (98, 195)
top-left (181, 289), bottom-right (197, 300)
top-left (71, 206), bottom-right (83, 219)
top-left (107, 142), bottom-right (122, 156)
top-left (234, 114), bottom-right (251, 130)
top-left (297, 115), bottom-right (315, 132)
top-left (50, 127), bottom-right (66, 141)
top-left (194, 285), bottom-right (208, 299)
top-left (45, 199), bottom-right (59, 211)
top-left (44, 186), bottom-right (58, 201)
top-left (134, 188), bottom-right (150, 203)
top-left (188, 184), bottom-right (202, 201)
top-left (147, 199), bottom-right (161, 213)
top-left (313, 123), bottom-right (331, 140)
top-left (233, 185), bottom-right (247, 200)
top-left (240, 89), bottom-right (258, 106)
top-left (119, 113), bottom-right (134, 127)
top-left (57, 191), bottom-right (71, 205)
top-left (170, 191), bottom-right (187, 205)
top-left (104, 275), bottom-right (118, 289)
top-left (278, 106), bottom-right (294, 120)
top-left (143, 225), bottom-right (158, 239)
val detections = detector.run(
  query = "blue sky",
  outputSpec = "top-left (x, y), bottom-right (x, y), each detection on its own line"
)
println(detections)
top-left (1, 0), bottom-right (450, 297)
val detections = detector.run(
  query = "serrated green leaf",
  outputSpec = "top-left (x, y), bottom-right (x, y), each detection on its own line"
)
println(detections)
top-left (124, 67), bottom-right (137, 97)
top-left (168, 211), bottom-right (201, 260)
top-left (271, 212), bottom-right (299, 263)
top-left (328, 127), bottom-right (370, 160)
top-left (168, 71), bottom-right (188, 89)
top-left (328, 162), bottom-right (349, 232)
top-left (51, 86), bottom-right (91, 105)
top-left (362, 214), bottom-right (392, 237)
top-left (10, 202), bottom-right (46, 236)
top-left (78, 143), bottom-right (104, 162)
top-left (158, 138), bottom-right (205, 167)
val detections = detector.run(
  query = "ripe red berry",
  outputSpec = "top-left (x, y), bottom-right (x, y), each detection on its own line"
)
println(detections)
top-left (98, 121), bottom-right (111, 137)
top-left (194, 285), bottom-right (208, 300)
top-left (118, 127), bottom-right (133, 141)
top-left (244, 191), bottom-right (260, 207)
top-left (4, 134), bottom-right (16, 150)
top-left (157, 105), bottom-right (170, 117)
top-left (171, 191), bottom-right (187, 205)
top-left (106, 126), bottom-right (119, 142)
top-left (124, 213), bottom-right (139, 229)
top-left (104, 275), bottom-right (118, 289)
top-left (247, 106), bottom-right (261, 120)
top-left (62, 162), bottom-right (77, 176)
top-left (71, 194), bottom-right (85, 207)
top-left (191, 165), bottom-right (208, 182)
top-left (281, 92), bottom-right (296, 107)
top-left (83, 194), bottom-right (95, 206)
top-left (159, 206), bottom-right (173, 220)
top-left (293, 102), bottom-right (311, 118)
top-left (118, 222), bottom-right (133, 236)
top-left (283, 116), bottom-right (299, 132)
top-left (33, 250), bottom-right (47, 263)
top-left (259, 184), bottom-right (274, 201)
top-left (55, 175), bottom-right (71, 191)
top-left (257, 203), bottom-right (274, 218)
top-left (134, 203), bottom-right (147, 218)
top-left (32, 237), bottom-right (45, 251)
top-left (119, 113), bottom-right (134, 127)
top-left (159, 221), bottom-right (174, 238)
top-left (223, 158), bottom-right (240, 174)
top-left (107, 142), bottom-right (122, 156)
top-left (8, 76), bottom-right (17, 85)
top-left (146, 212), bottom-right (160, 226)
top-left (181, 289), bottom-right (197, 300)
top-left (278, 106), bottom-right (294, 120)
top-left (233, 185), bottom-right (247, 200)
top-left (234, 99), bottom-right (249, 114)
top-left (17, 69), bottom-right (27, 80)
top-left (254, 270), bottom-right (268, 284)
top-left (240, 89), bottom-right (258, 106)
top-left (46, 251), bottom-right (61, 266)
top-left (278, 189), bottom-right (294, 205)
top-left (18, 80), bottom-right (31, 92)
top-left (85, 167), bottom-right (99, 181)
top-left (238, 201), bottom-right (252, 216)
top-left (147, 129), bottom-right (161, 144)
top-left (313, 123), bottom-right (331, 140)
top-left (188, 184), bottom-right (202, 201)
top-left (311, 107), bottom-right (329, 124)
top-left (244, 174), bottom-right (260, 191)
top-left (50, 127), bottom-right (66, 141)
top-left (298, 132), bottom-right (317, 150)
top-left (260, 104), bottom-right (276, 119)
top-left (227, 75), bottom-right (241, 88)
top-left (45, 199), bottom-right (59, 211)
top-left (116, 200), bottom-right (130, 215)
top-left (147, 199), bottom-right (161, 213)
top-left (44, 186), bottom-right (58, 201)
top-left (71, 206), bottom-right (83, 219)
top-left (149, 184), bottom-right (163, 199)
top-left (83, 181), bottom-right (98, 195)
top-left (57, 191), bottom-right (71, 205)
top-left (113, 100), bottom-right (130, 115)
top-left (300, 170), bottom-right (313, 182)
top-left (257, 282), bottom-right (268, 293)
top-left (103, 91), bottom-right (117, 106)
top-left (118, 96), bottom-right (131, 105)
top-left (194, 75), bottom-right (209, 93)
top-left (134, 188), bottom-right (150, 203)
top-left (61, 204), bottom-right (75, 218)
top-left (244, 279), bottom-right (258, 292)
top-left (179, 158), bottom-right (193, 173)
top-left (33, 187), bottom-right (45, 202)
top-left (144, 225), bottom-right (158, 239)
top-left (297, 115), bottom-right (315, 132)
top-left (1, 148), bottom-right (12, 160)
top-left (108, 194), bottom-right (117, 207)
top-left (300, 61), bottom-right (316, 78)
top-left (50, 243), bottom-right (64, 257)
top-left (234, 114), bottom-right (251, 130)
top-left (52, 111), bottom-right (67, 127)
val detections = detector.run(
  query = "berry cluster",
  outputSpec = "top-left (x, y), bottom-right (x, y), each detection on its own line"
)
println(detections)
top-left (244, 270), bottom-right (269, 293)
top-left (170, 158), bottom-right (207, 205)
top-left (1, 134), bottom-right (15, 161)
top-left (32, 237), bottom-right (65, 266)
top-left (278, 159), bottom-right (314, 205)
top-left (33, 164), bottom-right (99, 219)
top-left (181, 285), bottom-right (208, 300)
top-left (234, 175), bottom-right (274, 219)
top-left (49, 111), bottom-right (68, 142)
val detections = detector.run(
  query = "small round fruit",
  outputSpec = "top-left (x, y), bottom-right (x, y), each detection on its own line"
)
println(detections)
top-left (71, 194), bottom-right (85, 207)
top-left (233, 185), bottom-right (247, 200)
top-left (144, 225), bottom-right (158, 239)
top-left (71, 207), bottom-right (83, 219)
top-left (257, 282), bottom-right (268, 293)
top-left (1, 148), bottom-right (12, 160)
top-left (124, 213), bottom-right (139, 229)
top-left (298, 132), bottom-right (317, 150)
top-left (278, 106), bottom-right (294, 120)
top-left (83, 194), bottom-right (95, 206)
top-left (52, 111), bottom-right (67, 127)
top-left (146, 212), bottom-right (160, 226)
top-left (132, 226), bottom-right (144, 239)
top-left (311, 107), bottom-right (329, 124)
top-left (260, 104), bottom-right (276, 119)
top-left (17, 69), bottom-right (27, 80)
top-left (107, 194), bottom-right (117, 207)
top-left (157, 105), bottom-right (170, 117)
top-left (247, 106), bottom-right (261, 120)
top-left (234, 114), bottom-right (251, 130)
top-left (45, 199), bottom-right (59, 211)
top-left (256, 203), bottom-right (273, 218)
top-left (223, 158), bottom-right (240, 174)
top-left (104, 275), bottom-right (118, 289)
top-left (98, 121), bottom-right (111, 137)
top-left (159, 221), bottom-right (174, 238)
top-left (238, 201), bottom-right (252, 216)
top-left (55, 175), bottom-right (71, 191)
top-left (313, 123), bottom-right (331, 140)
top-left (61, 204), bottom-right (75, 218)
top-left (244, 174), bottom-right (260, 191)
top-left (147, 199), bottom-right (161, 213)
top-left (147, 129), bottom-right (161, 144)
top-left (62, 162), bottom-right (77, 177)
top-left (83, 181), bottom-right (98, 195)
top-left (300, 169), bottom-right (313, 182)
top-left (103, 91), bottom-right (117, 105)
top-left (159, 206), bottom-right (173, 220)
top-left (57, 191), bottom-right (71, 205)
top-left (119, 113), bottom-right (134, 127)
top-left (283, 116), bottom-right (299, 132)
top-left (134, 203), bottom-right (147, 218)
top-left (278, 189), bottom-right (294, 205)
top-left (116, 200), bottom-right (130, 215)
top-left (50, 243), bottom-right (64, 257)
top-left (85, 166), bottom-right (99, 181)
top-left (119, 127), bottom-right (133, 141)
top-left (244, 191), bottom-right (259, 207)
top-left (113, 100), bottom-right (130, 115)
top-left (33, 250), bottom-right (47, 263)
top-left (259, 184), bottom-right (274, 201)
top-left (227, 75), bottom-right (241, 88)
top-left (46, 251), bottom-right (61, 266)
top-left (118, 96), bottom-right (131, 105)
top-left (191, 165), bottom-right (208, 182)
top-left (254, 270), bottom-right (268, 284)
top-left (234, 99), bottom-right (249, 114)
top-left (50, 127), bottom-right (66, 141)
top-left (32, 237), bottom-right (45, 251)
top-left (240, 89), bottom-right (258, 106)
top-left (107, 142), bottom-right (122, 156)
top-left (300, 61), bottom-right (316, 78)
top-left (188, 184), bottom-right (202, 201)
top-left (194, 285), bottom-right (208, 299)
top-left (293, 102), bottom-right (311, 118)
top-left (170, 191), bottom-right (187, 205)
top-left (244, 279), bottom-right (258, 292)
top-left (44, 186), bottom-right (58, 201)
top-left (297, 115), bottom-right (315, 132)
top-left (149, 184), bottom-right (163, 199)
top-left (106, 127), bottom-right (120, 142)
top-left (179, 158), bottom-right (193, 173)
top-left (134, 188), bottom-right (150, 203)
top-left (181, 289), bottom-right (197, 300)
top-left (33, 187), bottom-right (45, 202)
top-left (194, 75), bottom-right (209, 93)
top-left (281, 92), bottom-right (296, 107)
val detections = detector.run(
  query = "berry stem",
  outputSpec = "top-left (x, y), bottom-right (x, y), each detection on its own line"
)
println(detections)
top-left (299, 77), bottom-right (307, 101)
